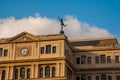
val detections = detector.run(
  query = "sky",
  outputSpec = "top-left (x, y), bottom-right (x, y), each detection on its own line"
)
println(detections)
top-left (0, 0), bottom-right (120, 42)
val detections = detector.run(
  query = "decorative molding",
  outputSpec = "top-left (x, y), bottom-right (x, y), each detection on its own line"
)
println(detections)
top-left (11, 35), bottom-right (36, 42)
top-left (16, 46), bottom-right (31, 57)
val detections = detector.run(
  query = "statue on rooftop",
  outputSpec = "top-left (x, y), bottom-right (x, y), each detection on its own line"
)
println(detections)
top-left (58, 16), bottom-right (67, 34)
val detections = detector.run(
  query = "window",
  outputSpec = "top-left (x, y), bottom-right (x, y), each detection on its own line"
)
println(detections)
top-left (88, 76), bottom-right (92, 80)
top-left (96, 76), bottom-right (99, 80)
top-left (4, 50), bottom-right (8, 56)
top-left (107, 56), bottom-right (111, 63)
top-left (100, 55), bottom-right (106, 63)
top-left (101, 74), bottom-right (106, 80)
top-left (0, 48), bottom-right (3, 57)
top-left (81, 75), bottom-right (86, 80)
top-left (117, 76), bottom-right (120, 80)
top-left (76, 76), bottom-right (80, 80)
top-left (45, 66), bottom-right (50, 77)
top-left (41, 47), bottom-right (44, 54)
top-left (52, 46), bottom-right (56, 53)
top-left (95, 56), bottom-right (99, 63)
top-left (20, 68), bottom-right (25, 79)
top-left (27, 68), bottom-right (30, 79)
top-left (1, 70), bottom-right (5, 80)
top-left (87, 57), bottom-right (91, 64)
top-left (52, 67), bottom-right (55, 77)
top-left (76, 57), bottom-right (80, 64)
top-left (81, 56), bottom-right (86, 64)
top-left (14, 69), bottom-right (18, 79)
top-left (39, 68), bottom-right (43, 78)
top-left (108, 76), bottom-right (112, 80)
top-left (115, 56), bottom-right (119, 63)
top-left (46, 45), bottom-right (51, 53)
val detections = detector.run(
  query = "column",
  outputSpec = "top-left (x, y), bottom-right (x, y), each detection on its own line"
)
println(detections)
top-left (56, 63), bottom-right (60, 77)
top-left (50, 65), bottom-right (52, 77)
top-left (9, 66), bottom-right (14, 79)
top-left (25, 67), bottom-right (27, 79)
top-left (113, 70), bottom-right (115, 80)
top-left (61, 62), bottom-right (65, 77)
top-left (6, 66), bottom-right (10, 80)
top-left (34, 64), bottom-right (39, 78)
top-left (43, 66), bottom-right (45, 78)
top-left (31, 64), bottom-right (35, 78)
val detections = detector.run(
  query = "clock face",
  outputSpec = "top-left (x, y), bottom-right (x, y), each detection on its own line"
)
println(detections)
top-left (21, 48), bottom-right (29, 56)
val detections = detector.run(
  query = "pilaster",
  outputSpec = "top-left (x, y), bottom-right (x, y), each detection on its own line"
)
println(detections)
top-left (34, 64), bottom-right (39, 78)
top-left (56, 63), bottom-right (60, 77)
top-left (9, 66), bottom-right (14, 79)
top-left (31, 64), bottom-right (35, 78)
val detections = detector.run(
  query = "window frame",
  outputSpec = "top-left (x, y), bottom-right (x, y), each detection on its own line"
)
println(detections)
top-left (76, 57), bottom-right (80, 64)
top-left (95, 56), bottom-right (99, 63)
top-left (1, 70), bottom-right (6, 80)
top-left (46, 45), bottom-right (51, 54)
top-left (52, 67), bottom-right (56, 77)
top-left (100, 55), bottom-right (106, 63)
top-left (52, 46), bottom-right (56, 53)
top-left (76, 76), bottom-right (80, 80)
top-left (107, 56), bottom-right (111, 63)
top-left (96, 76), bottom-right (99, 80)
top-left (27, 68), bottom-right (30, 79)
top-left (88, 76), bottom-right (92, 80)
top-left (20, 67), bottom-right (25, 79)
top-left (4, 49), bottom-right (8, 57)
top-left (116, 75), bottom-right (120, 80)
top-left (101, 74), bottom-right (106, 80)
top-left (87, 57), bottom-right (91, 64)
top-left (39, 67), bottom-right (43, 78)
top-left (45, 66), bottom-right (50, 77)
top-left (40, 47), bottom-right (44, 54)
top-left (115, 55), bottom-right (119, 63)
top-left (81, 56), bottom-right (86, 64)
top-left (108, 75), bottom-right (112, 80)
top-left (0, 48), bottom-right (3, 57)
top-left (81, 75), bottom-right (86, 80)
top-left (14, 69), bottom-right (18, 79)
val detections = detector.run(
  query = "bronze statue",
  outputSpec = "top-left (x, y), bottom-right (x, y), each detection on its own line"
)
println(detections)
top-left (58, 16), bottom-right (67, 34)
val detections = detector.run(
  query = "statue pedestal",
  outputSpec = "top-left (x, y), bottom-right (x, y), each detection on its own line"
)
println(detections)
top-left (60, 30), bottom-right (64, 34)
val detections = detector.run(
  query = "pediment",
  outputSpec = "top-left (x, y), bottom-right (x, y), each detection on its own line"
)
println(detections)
top-left (8, 32), bottom-right (39, 42)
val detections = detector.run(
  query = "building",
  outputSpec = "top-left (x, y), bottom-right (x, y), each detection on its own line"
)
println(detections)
top-left (0, 31), bottom-right (120, 80)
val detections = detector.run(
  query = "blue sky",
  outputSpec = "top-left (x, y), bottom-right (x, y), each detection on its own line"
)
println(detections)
top-left (0, 0), bottom-right (120, 41)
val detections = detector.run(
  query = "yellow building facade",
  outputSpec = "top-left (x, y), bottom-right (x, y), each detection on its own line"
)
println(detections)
top-left (0, 32), bottom-right (120, 80)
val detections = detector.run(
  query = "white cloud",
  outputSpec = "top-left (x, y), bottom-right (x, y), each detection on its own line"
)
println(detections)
top-left (0, 14), bottom-right (112, 40)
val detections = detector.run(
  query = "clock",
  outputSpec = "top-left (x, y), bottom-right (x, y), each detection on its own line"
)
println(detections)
top-left (21, 48), bottom-right (29, 56)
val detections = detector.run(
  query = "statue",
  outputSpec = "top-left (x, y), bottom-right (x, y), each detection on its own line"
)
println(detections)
top-left (58, 17), bottom-right (67, 34)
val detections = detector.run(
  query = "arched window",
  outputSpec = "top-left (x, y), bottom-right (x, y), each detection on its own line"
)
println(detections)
top-left (116, 76), bottom-right (120, 80)
top-left (88, 76), bottom-right (91, 80)
top-left (96, 76), bottom-right (99, 80)
top-left (20, 67), bottom-right (25, 79)
top-left (108, 76), bottom-right (112, 80)
top-left (101, 74), bottom-right (106, 80)
top-left (14, 69), bottom-right (18, 79)
top-left (27, 68), bottom-right (30, 79)
top-left (1, 70), bottom-right (5, 80)
top-left (81, 75), bottom-right (86, 80)
top-left (45, 66), bottom-right (50, 77)
top-left (52, 67), bottom-right (55, 77)
top-left (76, 76), bottom-right (80, 80)
top-left (39, 68), bottom-right (43, 78)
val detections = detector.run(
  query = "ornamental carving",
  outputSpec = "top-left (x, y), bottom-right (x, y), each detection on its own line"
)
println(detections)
top-left (16, 46), bottom-right (31, 57)
top-left (12, 36), bottom-right (35, 42)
